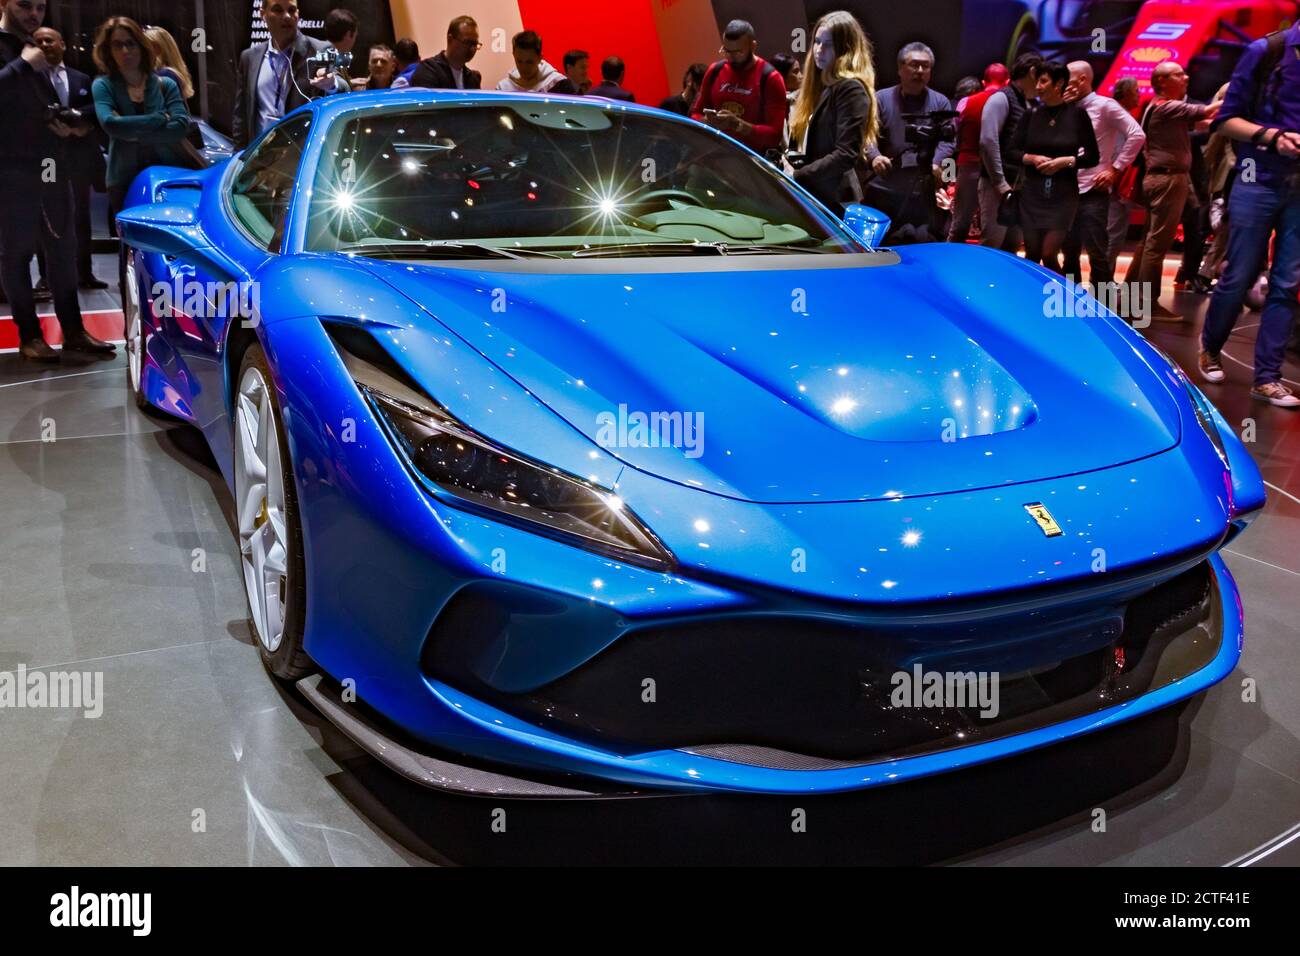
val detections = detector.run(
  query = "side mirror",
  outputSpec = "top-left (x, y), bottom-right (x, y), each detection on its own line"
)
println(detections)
top-left (115, 203), bottom-right (204, 257)
top-left (843, 203), bottom-right (891, 247)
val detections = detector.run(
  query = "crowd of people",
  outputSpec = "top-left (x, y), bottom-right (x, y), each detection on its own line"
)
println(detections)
top-left (1, 1), bottom-right (1298, 408)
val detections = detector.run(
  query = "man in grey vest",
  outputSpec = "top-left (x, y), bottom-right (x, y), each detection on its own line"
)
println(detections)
top-left (979, 53), bottom-right (1042, 252)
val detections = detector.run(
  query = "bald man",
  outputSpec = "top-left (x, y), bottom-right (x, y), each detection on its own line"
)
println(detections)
top-left (1061, 60), bottom-right (1145, 287)
top-left (1124, 60), bottom-right (1219, 320)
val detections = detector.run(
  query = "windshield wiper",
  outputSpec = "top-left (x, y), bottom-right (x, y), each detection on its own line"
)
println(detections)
top-left (720, 242), bottom-right (834, 255)
top-left (337, 241), bottom-right (556, 261)
top-left (570, 241), bottom-right (730, 259)
top-left (571, 240), bottom-right (836, 258)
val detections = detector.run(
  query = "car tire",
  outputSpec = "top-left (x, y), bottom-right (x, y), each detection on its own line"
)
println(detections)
top-left (122, 248), bottom-right (149, 411)
top-left (233, 342), bottom-right (313, 680)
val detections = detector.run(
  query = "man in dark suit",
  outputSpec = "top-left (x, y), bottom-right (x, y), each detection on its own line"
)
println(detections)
top-left (34, 26), bottom-right (107, 290)
top-left (589, 57), bottom-right (635, 102)
top-left (409, 15), bottom-right (482, 90)
top-left (0, 0), bottom-right (113, 362)
top-left (233, 0), bottom-right (338, 149)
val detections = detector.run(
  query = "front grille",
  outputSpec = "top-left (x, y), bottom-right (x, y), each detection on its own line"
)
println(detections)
top-left (425, 561), bottom-right (1219, 766)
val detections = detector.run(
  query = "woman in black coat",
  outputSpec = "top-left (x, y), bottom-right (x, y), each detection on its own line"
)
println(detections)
top-left (789, 11), bottom-right (878, 215)
top-left (1005, 60), bottom-right (1100, 272)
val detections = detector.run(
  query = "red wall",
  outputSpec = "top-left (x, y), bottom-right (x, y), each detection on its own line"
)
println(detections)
top-left (517, 0), bottom-right (673, 105)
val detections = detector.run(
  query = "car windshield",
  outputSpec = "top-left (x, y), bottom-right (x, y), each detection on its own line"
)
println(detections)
top-left (305, 102), bottom-right (860, 258)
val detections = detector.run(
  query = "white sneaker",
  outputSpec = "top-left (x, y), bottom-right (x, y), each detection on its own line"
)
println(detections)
top-left (1198, 350), bottom-right (1225, 384)
top-left (1250, 381), bottom-right (1300, 407)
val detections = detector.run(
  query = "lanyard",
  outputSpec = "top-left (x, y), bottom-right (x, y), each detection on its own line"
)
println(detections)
top-left (266, 47), bottom-right (290, 111)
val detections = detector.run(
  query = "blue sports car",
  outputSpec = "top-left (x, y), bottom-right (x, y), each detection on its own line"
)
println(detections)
top-left (116, 89), bottom-right (1263, 796)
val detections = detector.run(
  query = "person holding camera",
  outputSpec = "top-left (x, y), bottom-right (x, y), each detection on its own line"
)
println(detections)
top-left (788, 11), bottom-right (876, 215)
top-left (864, 42), bottom-right (955, 242)
top-left (323, 8), bottom-right (358, 86)
top-left (1004, 61), bottom-right (1099, 273)
top-left (0, 0), bottom-right (113, 362)
top-left (91, 17), bottom-right (190, 233)
top-left (233, 0), bottom-right (338, 148)
top-left (1199, 23), bottom-right (1300, 407)
top-left (33, 25), bottom-right (108, 292)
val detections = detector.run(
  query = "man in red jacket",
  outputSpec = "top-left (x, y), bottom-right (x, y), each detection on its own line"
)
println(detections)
top-left (948, 63), bottom-right (1009, 242)
top-left (690, 19), bottom-right (787, 155)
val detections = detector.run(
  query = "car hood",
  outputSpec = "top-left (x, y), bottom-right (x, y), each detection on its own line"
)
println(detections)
top-left (364, 245), bottom-right (1180, 503)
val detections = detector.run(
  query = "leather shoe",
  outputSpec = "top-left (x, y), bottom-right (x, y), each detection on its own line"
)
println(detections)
top-left (32, 280), bottom-right (52, 303)
top-left (62, 331), bottom-right (117, 357)
top-left (79, 275), bottom-right (110, 291)
top-left (18, 339), bottom-right (59, 362)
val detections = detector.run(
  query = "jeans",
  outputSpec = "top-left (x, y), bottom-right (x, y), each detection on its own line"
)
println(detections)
top-left (1201, 178), bottom-right (1300, 386)
top-left (1107, 192), bottom-right (1134, 274)
top-left (0, 169), bottom-right (85, 345)
top-left (947, 164), bottom-right (981, 242)
top-left (1062, 188), bottom-right (1114, 286)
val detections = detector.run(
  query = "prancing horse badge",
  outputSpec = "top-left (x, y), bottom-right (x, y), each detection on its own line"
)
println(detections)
top-left (1024, 502), bottom-right (1063, 537)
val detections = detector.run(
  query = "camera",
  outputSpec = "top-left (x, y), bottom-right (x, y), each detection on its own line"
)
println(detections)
top-left (902, 109), bottom-right (958, 164)
top-left (307, 47), bottom-right (353, 77)
top-left (45, 104), bottom-right (84, 127)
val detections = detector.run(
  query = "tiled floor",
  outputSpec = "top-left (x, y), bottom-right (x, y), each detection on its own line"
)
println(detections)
top-left (1, 273), bottom-right (1298, 866)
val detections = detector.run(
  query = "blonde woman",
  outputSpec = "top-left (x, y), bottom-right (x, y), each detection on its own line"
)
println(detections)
top-left (788, 10), bottom-right (877, 213)
top-left (145, 25), bottom-right (195, 101)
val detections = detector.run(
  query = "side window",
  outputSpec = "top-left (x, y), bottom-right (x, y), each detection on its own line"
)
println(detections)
top-left (230, 116), bottom-right (313, 251)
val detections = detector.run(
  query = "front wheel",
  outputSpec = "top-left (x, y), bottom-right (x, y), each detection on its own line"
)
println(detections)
top-left (122, 249), bottom-right (148, 410)
top-left (233, 343), bottom-right (312, 679)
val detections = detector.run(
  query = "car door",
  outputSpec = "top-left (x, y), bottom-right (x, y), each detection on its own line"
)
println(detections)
top-left (175, 115), bottom-right (314, 453)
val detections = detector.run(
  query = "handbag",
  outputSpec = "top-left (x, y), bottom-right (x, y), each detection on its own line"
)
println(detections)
top-left (997, 166), bottom-right (1023, 227)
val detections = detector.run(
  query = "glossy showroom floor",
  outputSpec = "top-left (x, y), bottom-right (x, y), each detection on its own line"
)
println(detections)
top-left (2, 253), bottom-right (1299, 866)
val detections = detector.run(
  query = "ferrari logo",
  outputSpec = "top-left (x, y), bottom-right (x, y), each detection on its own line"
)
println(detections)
top-left (1024, 502), bottom-right (1062, 537)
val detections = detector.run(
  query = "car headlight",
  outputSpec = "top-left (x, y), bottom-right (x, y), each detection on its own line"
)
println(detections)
top-left (325, 323), bottom-right (673, 569)
top-left (1150, 345), bottom-right (1228, 466)
top-left (366, 388), bottom-right (673, 568)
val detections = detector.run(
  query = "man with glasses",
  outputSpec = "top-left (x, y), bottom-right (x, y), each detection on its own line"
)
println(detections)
top-left (233, 0), bottom-right (339, 148)
top-left (410, 15), bottom-right (482, 91)
top-left (0, 0), bottom-right (113, 361)
top-left (690, 19), bottom-right (788, 155)
top-left (865, 42), bottom-right (955, 242)
top-left (1123, 60), bottom-right (1219, 320)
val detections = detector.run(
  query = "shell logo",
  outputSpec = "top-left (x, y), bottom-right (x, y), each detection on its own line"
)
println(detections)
top-left (1128, 46), bottom-right (1175, 64)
